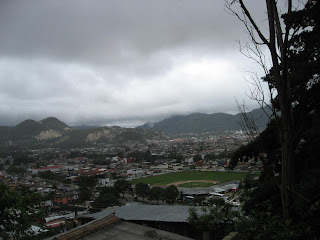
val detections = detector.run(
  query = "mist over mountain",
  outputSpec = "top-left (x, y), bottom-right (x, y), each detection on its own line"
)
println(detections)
top-left (137, 106), bottom-right (272, 135)
top-left (71, 125), bottom-right (100, 130)
top-left (0, 106), bottom-right (272, 150)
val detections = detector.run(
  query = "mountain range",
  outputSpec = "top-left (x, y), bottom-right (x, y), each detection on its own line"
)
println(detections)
top-left (0, 106), bottom-right (272, 149)
top-left (0, 117), bottom-right (168, 150)
top-left (138, 106), bottom-right (272, 135)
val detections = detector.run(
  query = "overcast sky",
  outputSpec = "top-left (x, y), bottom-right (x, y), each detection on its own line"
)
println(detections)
top-left (0, 0), bottom-right (272, 127)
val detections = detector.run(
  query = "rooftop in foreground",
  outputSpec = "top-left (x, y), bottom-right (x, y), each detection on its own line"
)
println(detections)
top-left (81, 202), bottom-right (203, 223)
top-left (47, 214), bottom-right (193, 240)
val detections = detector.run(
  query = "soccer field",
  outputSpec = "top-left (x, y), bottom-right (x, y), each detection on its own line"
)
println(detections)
top-left (130, 171), bottom-right (249, 186)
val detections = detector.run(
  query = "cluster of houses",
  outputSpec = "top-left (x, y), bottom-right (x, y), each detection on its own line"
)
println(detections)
top-left (0, 131), bottom-right (260, 239)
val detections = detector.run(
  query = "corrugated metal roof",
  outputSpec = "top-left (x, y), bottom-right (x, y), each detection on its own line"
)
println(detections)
top-left (80, 221), bottom-right (193, 240)
top-left (178, 180), bottom-right (240, 195)
top-left (53, 214), bottom-right (120, 240)
top-left (48, 215), bottom-right (193, 240)
top-left (179, 187), bottom-right (211, 195)
top-left (83, 203), bottom-right (202, 223)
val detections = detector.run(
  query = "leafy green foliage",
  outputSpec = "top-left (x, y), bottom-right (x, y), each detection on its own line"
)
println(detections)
top-left (0, 183), bottom-right (43, 239)
top-left (168, 151), bottom-right (184, 162)
top-left (93, 187), bottom-right (120, 208)
top-left (235, 161), bottom-right (320, 239)
top-left (12, 152), bottom-right (35, 166)
top-left (78, 187), bottom-right (91, 203)
top-left (162, 185), bottom-right (179, 204)
top-left (93, 193), bottom-right (119, 208)
top-left (235, 213), bottom-right (309, 240)
top-left (92, 159), bottom-right (111, 166)
top-left (147, 186), bottom-right (163, 203)
top-left (135, 183), bottom-right (150, 200)
top-left (76, 176), bottom-right (97, 189)
top-left (114, 179), bottom-right (132, 197)
top-left (76, 176), bottom-right (97, 203)
top-left (290, 170), bottom-right (320, 237)
top-left (193, 154), bottom-right (202, 162)
top-left (229, 118), bottom-right (281, 172)
top-left (240, 178), bottom-right (282, 218)
top-left (37, 170), bottom-right (60, 181)
top-left (126, 150), bottom-right (154, 162)
top-left (204, 150), bottom-right (231, 161)
top-left (193, 195), bottom-right (206, 206)
top-left (7, 166), bottom-right (27, 176)
top-left (188, 198), bottom-right (237, 239)
top-left (261, 0), bottom-right (320, 176)
top-left (99, 186), bottom-right (120, 198)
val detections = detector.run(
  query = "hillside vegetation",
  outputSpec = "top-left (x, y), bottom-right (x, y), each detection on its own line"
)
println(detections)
top-left (138, 106), bottom-right (272, 135)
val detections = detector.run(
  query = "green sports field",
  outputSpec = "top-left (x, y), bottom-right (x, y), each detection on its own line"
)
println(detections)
top-left (177, 181), bottom-right (217, 188)
top-left (130, 171), bottom-right (250, 186)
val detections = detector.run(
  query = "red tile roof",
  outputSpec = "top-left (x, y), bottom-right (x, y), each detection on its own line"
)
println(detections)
top-left (37, 166), bottom-right (64, 170)
top-left (44, 220), bottom-right (66, 228)
top-left (78, 168), bottom-right (108, 176)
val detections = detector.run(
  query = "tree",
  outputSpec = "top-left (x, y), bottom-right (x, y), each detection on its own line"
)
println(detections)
top-left (143, 150), bottom-right (153, 162)
top-left (188, 198), bottom-right (237, 240)
top-left (126, 150), bottom-right (144, 162)
top-left (0, 183), bottom-right (43, 239)
top-left (162, 185), bottom-right (179, 204)
top-left (234, 210), bottom-right (305, 240)
top-left (117, 151), bottom-right (124, 158)
top-left (7, 166), bottom-right (27, 176)
top-left (76, 176), bottom-right (97, 203)
top-left (193, 154), bottom-right (202, 162)
top-left (234, 170), bottom-right (320, 239)
top-left (76, 175), bottom-right (96, 189)
top-left (92, 159), bottom-right (111, 166)
top-left (12, 152), bottom-right (34, 166)
top-left (99, 186), bottom-right (120, 197)
top-left (135, 183), bottom-right (150, 200)
top-left (229, 118), bottom-right (281, 177)
top-left (78, 187), bottom-right (92, 203)
top-left (226, 0), bottom-right (319, 220)
top-left (193, 195), bottom-right (206, 206)
top-left (168, 151), bottom-right (184, 163)
top-left (92, 187), bottom-right (120, 208)
top-left (114, 179), bottom-right (132, 197)
top-left (148, 186), bottom-right (163, 204)
top-left (37, 170), bottom-right (60, 181)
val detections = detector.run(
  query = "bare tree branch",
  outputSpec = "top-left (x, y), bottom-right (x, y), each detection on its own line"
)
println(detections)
top-left (238, 0), bottom-right (270, 46)
top-left (225, 2), bottom-right (266, 46)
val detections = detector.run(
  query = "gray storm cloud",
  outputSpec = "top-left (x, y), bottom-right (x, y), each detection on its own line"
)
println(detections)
top-left (0, 0), bottom-right (269, 127)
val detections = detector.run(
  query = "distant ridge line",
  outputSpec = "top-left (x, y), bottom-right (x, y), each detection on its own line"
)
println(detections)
top-left (137, 106), bottom-right (272, 135)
